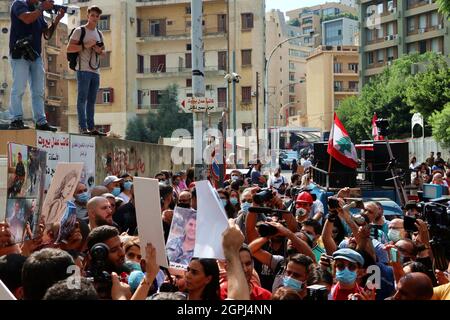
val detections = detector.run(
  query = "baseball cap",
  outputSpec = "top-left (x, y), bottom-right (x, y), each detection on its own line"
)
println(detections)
top-left (102, 175), bottom-right (122, 186)
top-left (333, 248), bottom-right (364, 266)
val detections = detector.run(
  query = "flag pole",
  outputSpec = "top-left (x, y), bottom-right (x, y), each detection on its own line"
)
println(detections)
top-left (327, 113), bottom-right (335, 189)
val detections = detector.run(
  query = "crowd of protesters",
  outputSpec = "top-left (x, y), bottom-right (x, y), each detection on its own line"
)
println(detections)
top-left (1, 158), bottom-right (450, 300)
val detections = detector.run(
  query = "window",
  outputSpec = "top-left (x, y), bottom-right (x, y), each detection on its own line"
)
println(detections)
top-left (387, 47), bottom-right (394, 60)
top-left (241, 49), bottom-right (252, 66)
top-left (150, 19), bottom-right (166, 36)
top-left (367, 29), bottom-right (373, 42)
top-left (150, 90), bottom-right (164, 109)
top-left (218, 14), bottom-right (227, 32)
top-left (377, 2), bottom-right (384, 15)
top-left (185, 53), bottom-right (192, 69)
top-left (185, 4), bottom-right (191, 14)
top-left (218, 51), bottom-right (227, 71)
top-left (407, 17), bottom-right (415, 32)
top-left (289, 84), bottom-right (295, 93)
top-left (377, 26), bottom-right (384, 39)
top-left (349, 81), bottom-right (359, 91)
top-left (150, 55), bottom-right (166, 73)
top-left (304, 36), bottom-right (311, 44)
top-left (377, 49), bottom-right (385, 63)
top-left (99, 51), bottom-right (111, 68)
top-left (431, 38), bottom-right (440, 53)
top-left (387, 22), bottom-right (394, 36)
top-left (241, 13), bottom-right (254, 30)
top-left (289, 95), bottom-right (296, 103)
top-left (368, 52), bottom-right (374, 65)
top-left (289, 61), bottom-right (295, 70)
top-left (186, 78), bottom-right (192, 87)
top-left (241, 86), bottom-right (252, 103)
top-left (431, 12), bottom-right (438, 27)
top-left (388, 0), bottom-right (394, 11)
top-left (334, 81), bottom-right (343, 91)
top-left (137, 55), bottom-right (144, 73)
top-left (303, 27), bottom-right (313, 35)
top-left (217, 88), bottom-right (227, 109)
top-left (137, 90), bottom-right (143, 108)
top-left (419, 14), bottom-right (426, 29)
top-left (289, 72), bottom-right (295, 81)
top-left (98, 16), bottom-right (110, 31)
top-left (186, 43), bottom-right (192, 51)
top-left (96, 88), bottom-right (114, 104)
top-left (407, 43), bottom-right (418, 54)
top-left (334, 63), bottom-right (342, 73)
top-left (348, 63), bottom-right (358, 73)
top-left (419, 40), bottom-right (427, 54)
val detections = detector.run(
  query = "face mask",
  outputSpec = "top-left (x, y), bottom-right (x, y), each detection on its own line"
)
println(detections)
top-left (230, 197), bottom-right (239, 206)
top-left (336, 268), bottom-right (357, 285)
top-left (124, 181), bottom-right (133, 191)
top-left (75, 191), bottom-right (89, 204)
top-left (282, 276), bottom-right (303, 292)
top-left (231, 175), bottom-right (239, 181)
top-left (178, 203), bottom-right (190, 208)
top-left (221, 199), bottom-right (227, 207)
top-left (388, 229), bottom-right (402, 243)
top-left (112, 187), bottom-right (121, 197)
top-left (241, 202), bottom-right (251, 212)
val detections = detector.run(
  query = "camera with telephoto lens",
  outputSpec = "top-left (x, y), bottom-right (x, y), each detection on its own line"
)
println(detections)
top-left (87, 243), bottom-right (112, 298)
top-left (256, 219), bottom-right (288, 238)
top-left (39, 0), bottom-right (78, 15)
top-left (253, 188), bottom-right (275, 205)
top-left (306, 285), bottom-right (329, 301)
top-left (12, 36), bottom-right (39, 61)
top-left (96, 41), bottom-right (104, 48)
top-left (375, 118), bottom-right (390, 136)
top-left (328, 197), bottom-right (341, 210)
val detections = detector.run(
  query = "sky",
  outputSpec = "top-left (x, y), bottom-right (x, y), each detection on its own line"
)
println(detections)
top-left (266, 0), bottom-right (329, 16)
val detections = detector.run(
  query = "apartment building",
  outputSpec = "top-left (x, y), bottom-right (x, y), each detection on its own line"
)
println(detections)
top-left (286, 2), bottom-right (357, 48)
top-left (341, 0), bottom-right (358, 7)
top-left (322, 16), bottom-right (359, 46)
top-left (42, 17), bottom-right (69, 131)
top-left (0, 0), bottom-right (68, 129)
top-left (305, 45), bottom-right (359, 133)
top-left (266, 9), bottom-right (310, 128)
top-left (65, 0), bottom-right (265, 137)
top-left (359, 0), bottom-right (450, 84)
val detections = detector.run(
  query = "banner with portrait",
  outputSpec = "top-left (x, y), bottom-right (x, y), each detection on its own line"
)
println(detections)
top-left (2, 143), bottom-right (46, 243)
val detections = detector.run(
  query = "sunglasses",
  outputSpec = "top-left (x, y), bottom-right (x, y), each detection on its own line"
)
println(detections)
top-left (335, 261), bottom-right (357, 272)
top-left (241, 199), bottom-right (253, 203)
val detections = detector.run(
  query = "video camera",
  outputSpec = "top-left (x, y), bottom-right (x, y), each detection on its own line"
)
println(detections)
top-left (87, 243), bottom-right (112, 298)
top-left (39, 0), bottom-right (78, 15)
top-left (253, 188), bottom-right (275, 205)
top-left (375, 118), bottom-right (390, 137)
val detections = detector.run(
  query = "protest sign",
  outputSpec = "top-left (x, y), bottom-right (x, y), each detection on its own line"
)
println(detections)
top-left (194, 180), bottom-right (229, 260)
top-left (70, 135), bottom-right (96, 190)
top-left (0, 279), bottom-right (16, 300)
top-left (134, 177), bottom-right (168, 268)
top-left (40, 163), bottom-right (83, 228)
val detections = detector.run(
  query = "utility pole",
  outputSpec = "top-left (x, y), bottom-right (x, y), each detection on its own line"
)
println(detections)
top-left (232, 51), bottom-right (237, 166)
top-left (191, 0), bottom-right (206, 180)
top-left (256, 71), bottom-right (259, 157)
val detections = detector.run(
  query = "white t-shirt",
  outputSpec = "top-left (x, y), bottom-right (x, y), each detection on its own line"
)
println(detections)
top-left (69, 26), bottom-right (104, 73)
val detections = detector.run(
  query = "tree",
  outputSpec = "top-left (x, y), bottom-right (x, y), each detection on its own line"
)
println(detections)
top-left (146, 84), bottom-right (193, 143)
top-left (125, 116), bottom-right (150, 142)
top-left (437, 0), bottom-right (450, 18)
top-left (429, 102), bottom-right (450, 148)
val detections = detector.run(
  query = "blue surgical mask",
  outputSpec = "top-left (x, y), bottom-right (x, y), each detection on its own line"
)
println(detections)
top-left (282, 276), bottom-right (303, 292)
top-left (221, 199), bottom-right (228, 207)
top-left (336, 268), bottom-right (357, 285)
top-left (75, 191), bottom-right (89, 204)
top-left (230, 197), bottom-right (239, 206)
top-left (231, 175), bottom-right (239, 181)
top-left (112, 187), bottom-right (121, 197)
top-left (241, 202), bottom-right (251, 212)
top-left (124, 181), bottom-right (133, 191)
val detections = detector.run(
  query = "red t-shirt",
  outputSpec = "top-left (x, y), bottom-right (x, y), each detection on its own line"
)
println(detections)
top-left (331, 282), bottom-right (363, 301)
top-left (220, 281), bottom-right (272, 300)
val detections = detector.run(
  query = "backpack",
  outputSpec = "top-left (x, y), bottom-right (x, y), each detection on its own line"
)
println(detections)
top-left (67, 27), bottom-right (103, 71)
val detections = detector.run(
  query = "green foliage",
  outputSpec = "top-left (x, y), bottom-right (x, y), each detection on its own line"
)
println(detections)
top-left (145, 84), bottom-right (193, 144)
top-left (125, 116), bottom-right (150, 142)
top-left (125, 84), bottom-right (193, 144)
top-left (429, 102), bottom-right (450, 148)
top-left (337, 52), bottom-right (450, 142)
top-left (437, 0), bottom-right (450, 18)
top-left (322, 12), bottom-right (359, 22)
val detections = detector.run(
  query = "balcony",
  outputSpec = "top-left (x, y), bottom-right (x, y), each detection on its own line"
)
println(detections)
top-left (407, 0), bottom-right (435, 10)
top-left (405, 0), bottom-right (438, 17)
top-left (136, 66), bottom-right (226, 79)
top-left (334, 69), bottom-right (359, 76)
top-left (406, 24), bottom-right (447, 43)
top-left (136, 0), bottom-right (216, 6)
top-left (364, 34), bottom-right (399, 52)
top-left (334, 87), bottom-right (359, 94)
top-left (137, 27), bottom-right (226, 42)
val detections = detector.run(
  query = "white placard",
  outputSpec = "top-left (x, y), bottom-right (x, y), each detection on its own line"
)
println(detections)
top-left (40, 162), bottom-right (83, 228)
top-left (193, 180), bottom-right (229, 260)
top-left (0, 279), bottom-right (16, 300)
top-left (36, 131), bottom-right (70, 193)
top-left (133, 177), bottom-right (168, 268)
top-left (70, 135), bottom-right (96, 190)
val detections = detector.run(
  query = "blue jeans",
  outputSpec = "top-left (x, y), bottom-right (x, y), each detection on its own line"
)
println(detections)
top-left (9, 56), bottom-right (47, 125)
top-left (76, 71), bottom-right (99, 130)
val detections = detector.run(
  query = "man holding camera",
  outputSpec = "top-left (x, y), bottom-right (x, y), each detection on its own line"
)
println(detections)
top-left (67, 5), bottom-right (106, 136)
top-left (8, 0), bottom-right (64, 131)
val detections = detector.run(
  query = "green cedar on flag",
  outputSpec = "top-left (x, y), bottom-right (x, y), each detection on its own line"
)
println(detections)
top-left (327, 112), bottom-right (358, 169)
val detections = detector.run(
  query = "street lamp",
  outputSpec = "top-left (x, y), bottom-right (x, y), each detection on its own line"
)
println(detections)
top-left (264, 35), bottom-right (303, 143)
top-left (225, 72), bottom-right (241, 166)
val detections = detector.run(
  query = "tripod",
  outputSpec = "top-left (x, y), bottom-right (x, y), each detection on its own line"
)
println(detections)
top-left (382, 136), bottom-right (408, 207)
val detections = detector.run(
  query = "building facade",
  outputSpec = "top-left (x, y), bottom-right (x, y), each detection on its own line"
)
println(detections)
top-left (322, 16), bottom-right (359, 46)
top-left (305, 45), bottom-right (359, 133)
top-left (266, 9), bottom-right (310, 128)
top-left (358, 0), bottom-right (450, 84)
top-left (65, 0), bottom-right (265, 137)
top-left (286, 2), bottom-right (357, 48)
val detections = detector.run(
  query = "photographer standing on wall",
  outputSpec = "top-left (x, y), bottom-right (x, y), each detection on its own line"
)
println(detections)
top-left (67, 5), bottom-right (106, 136)
top-left (8, 0), bottom-right (64, 131)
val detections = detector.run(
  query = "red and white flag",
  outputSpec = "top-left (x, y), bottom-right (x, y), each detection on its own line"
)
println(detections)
top-left (327, 113), bottom-right (358, 169)
top-left (372, 113), bottom-right (384, 141)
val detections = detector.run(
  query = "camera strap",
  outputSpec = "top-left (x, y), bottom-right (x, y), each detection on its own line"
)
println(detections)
top-left (88, 28), bottom-right (103, 71)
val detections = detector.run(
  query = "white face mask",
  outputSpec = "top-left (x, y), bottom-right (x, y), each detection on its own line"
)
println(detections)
top-left (388, 229), bottom-right (402, 243)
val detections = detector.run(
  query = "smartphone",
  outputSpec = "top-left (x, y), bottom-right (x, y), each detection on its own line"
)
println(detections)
top-left (404, 216), bottom-right (418, 232)
top-left (390, 247), bottom-right (398, 263)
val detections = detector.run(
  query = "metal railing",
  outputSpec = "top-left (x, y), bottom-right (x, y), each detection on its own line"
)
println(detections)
top-left (137, 65), bottom-right (221, 74)
top-left (334, 87), bottom-right (359, 93)
top-left (137, 27), bottom-right (226, 38)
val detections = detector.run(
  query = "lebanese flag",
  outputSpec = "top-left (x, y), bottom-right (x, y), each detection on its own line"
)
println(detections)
top-left (327, 113), bottom-right (358, 169)
top-left (372, 113), bottom-right (384, 141)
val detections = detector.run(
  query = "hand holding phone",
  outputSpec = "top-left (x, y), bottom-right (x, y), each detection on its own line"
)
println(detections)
top-left (404, 216), bottom-right (418, 232)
